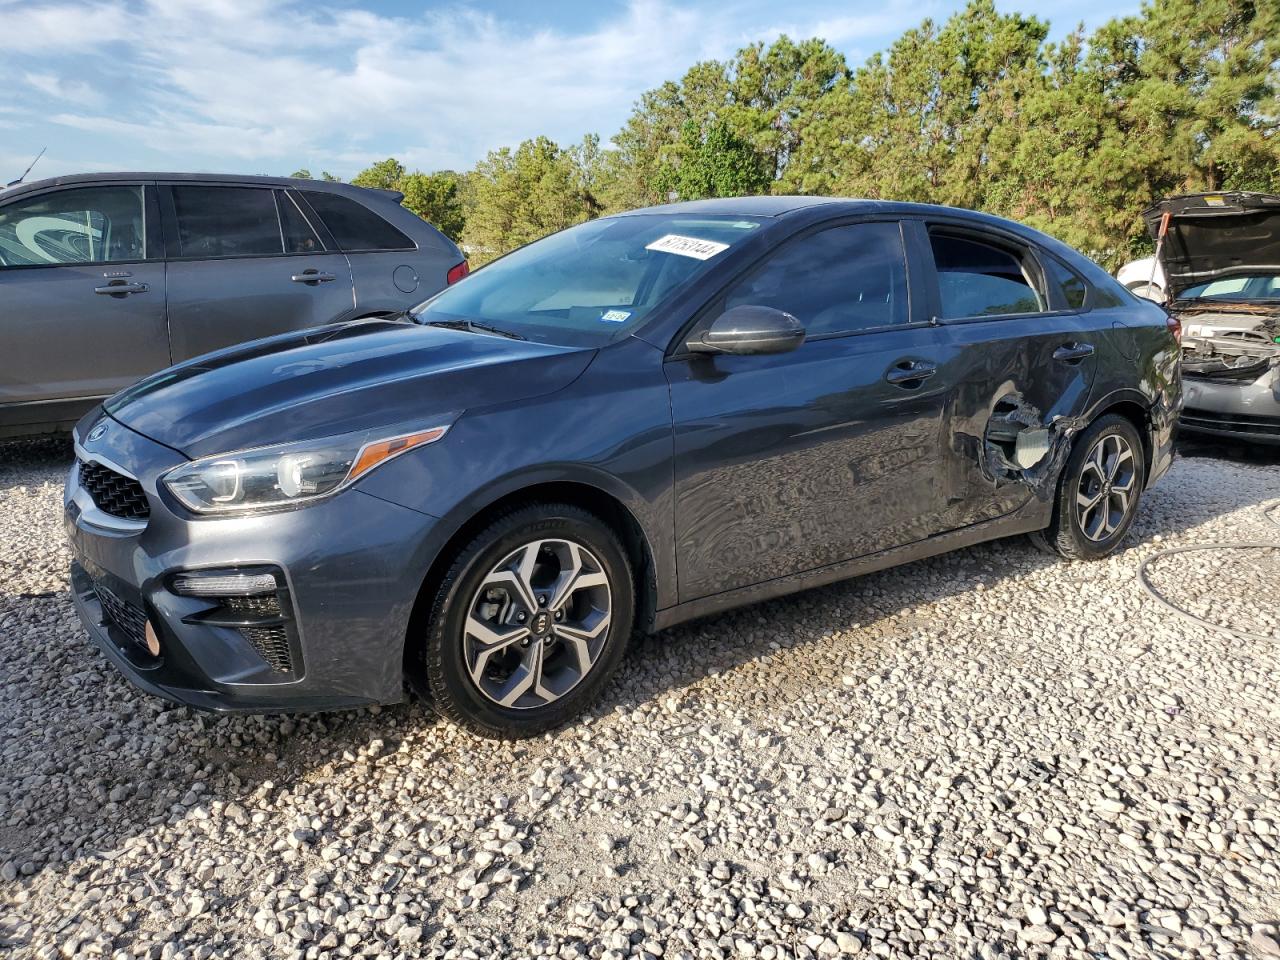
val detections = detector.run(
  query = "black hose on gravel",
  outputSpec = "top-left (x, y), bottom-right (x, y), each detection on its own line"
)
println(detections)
top-left (1137, 541), bottom-right (1280, 643)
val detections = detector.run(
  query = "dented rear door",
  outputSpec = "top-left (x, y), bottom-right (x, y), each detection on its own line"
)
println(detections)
top-left (911, 222), bottom-right (1099, 529)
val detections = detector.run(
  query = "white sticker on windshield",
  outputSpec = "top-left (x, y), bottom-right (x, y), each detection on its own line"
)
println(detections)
top-left (600, 309), bottom-right (631, 323)
top-left (645, 234), bottom-right (730, 260)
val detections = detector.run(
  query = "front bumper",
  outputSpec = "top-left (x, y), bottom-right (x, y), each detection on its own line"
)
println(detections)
top-left (1181, 366), bottom-right (1280, 445)
top-left (65, 415), bottom-right (445, 713)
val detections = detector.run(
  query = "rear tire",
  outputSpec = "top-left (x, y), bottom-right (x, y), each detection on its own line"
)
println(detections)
top-left (1032, 413), bottom-right (1146, 560)
top-left (420, 503), bottom-right (634, 739)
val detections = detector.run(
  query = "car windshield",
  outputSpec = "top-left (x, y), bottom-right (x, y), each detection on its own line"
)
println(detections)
top-left (1178, 273), bottom-right (1280, 301)
top-left (410, 214), bottom-right (765, 346)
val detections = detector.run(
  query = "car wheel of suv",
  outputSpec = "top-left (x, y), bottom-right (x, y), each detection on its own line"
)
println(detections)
top-left (1033, 413), bottom-right (1146, 561)
top-left (421, 503), bottom-right (634, 738)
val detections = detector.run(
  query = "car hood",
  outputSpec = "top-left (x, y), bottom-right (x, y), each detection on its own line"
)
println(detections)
top-left (106, 319), bottom-right (594, 459)
top-left (1143, 192), bottom-right (1280, 297)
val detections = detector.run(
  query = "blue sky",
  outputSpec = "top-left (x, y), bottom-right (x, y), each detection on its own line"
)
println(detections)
top-left (1, 0), bottom-right (1137, 183)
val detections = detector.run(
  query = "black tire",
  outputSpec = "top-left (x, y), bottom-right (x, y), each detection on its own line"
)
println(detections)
top-left (420, 503), bottom-right (634, 739)
top-left (1031, 413), bottom-right (1146, 560)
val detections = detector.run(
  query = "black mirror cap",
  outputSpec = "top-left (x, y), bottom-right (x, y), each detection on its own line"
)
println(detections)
top-left (688, 305), bottom-right (806, 356)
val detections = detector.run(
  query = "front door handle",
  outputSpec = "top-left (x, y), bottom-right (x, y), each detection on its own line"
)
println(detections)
top-left (291, 269), bottom-right (337, 284)
top-left (885, 359), bottom-right (937, 386)
top-left (1053, 342), bottom-right (1095, 363)
top-left (94, 281), bottom-right (149, 297)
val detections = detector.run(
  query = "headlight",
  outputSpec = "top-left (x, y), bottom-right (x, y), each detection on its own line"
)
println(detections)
top-left (162, 425), bottom-right (449, 514)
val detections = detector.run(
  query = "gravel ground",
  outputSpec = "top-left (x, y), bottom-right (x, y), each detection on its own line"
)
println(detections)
top-left (2, 437), bottom-right (1280, 960)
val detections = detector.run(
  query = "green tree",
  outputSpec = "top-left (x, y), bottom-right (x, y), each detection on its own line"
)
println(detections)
top-left (399, 171), bottom-right (465, 241)
top-left (462, 136), bottom-right (598, 263)
top-left (289, 168), bottom-right (341, 181)
top-left (657, 120), bottom-right (770, 201)
top-left (351, 158), bottom-right (407, 191)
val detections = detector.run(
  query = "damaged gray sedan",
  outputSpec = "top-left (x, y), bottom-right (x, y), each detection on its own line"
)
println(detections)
top-left (66, 197), bottom-right (1180, 737)
top-left (1144, 192), bottom-right (1280, 444)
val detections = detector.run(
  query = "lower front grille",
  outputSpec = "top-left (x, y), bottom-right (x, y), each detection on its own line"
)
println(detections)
top-left (241, 625), bottom-right (294, 673)
top-left (175, 569), bottom-right (299, 677)
top-left (95, 583), bottom-right (149, 651)
top-left (1182, 408), bottom-right (1280, 438)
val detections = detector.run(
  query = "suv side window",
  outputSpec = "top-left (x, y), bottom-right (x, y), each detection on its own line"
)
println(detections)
top-left (275, 190), bottom-right (324, 254)
top-left (720, 221), bottom-right (909, 337)
top-left (299, 190), bottom-right (414, 252)
top-left (172, 185), bottom-right (283, 258)
top-left (930, 231), bottom-right (1045, 318)
top-left (0, 185), bottom-right (147, 267)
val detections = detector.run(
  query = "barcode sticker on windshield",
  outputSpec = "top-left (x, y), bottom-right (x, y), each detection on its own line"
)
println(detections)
top-left (645, 234), bottom-right (730, 260)
top-left (600, 309), bottom-right (631, 323)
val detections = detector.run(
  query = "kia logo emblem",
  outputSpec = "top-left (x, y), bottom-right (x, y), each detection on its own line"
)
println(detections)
top-left (87, 423), bottom-right (107, 444)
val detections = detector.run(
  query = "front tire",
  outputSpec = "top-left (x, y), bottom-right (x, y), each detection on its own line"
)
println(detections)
top-left (1033, 413), bottom-right (1146, 560)
top-left (421, 503), bottom-right (634, 738)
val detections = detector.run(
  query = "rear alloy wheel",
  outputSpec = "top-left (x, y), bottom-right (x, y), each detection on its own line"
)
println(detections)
top-left (422, 504), bottom-right (633, 738)
top-left (1074, 433), bottom-right (1138, 543)
top-left (1033, 413), bottom-right (1146, 560)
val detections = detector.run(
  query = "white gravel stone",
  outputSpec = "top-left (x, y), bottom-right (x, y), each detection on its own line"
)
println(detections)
top-left (2, 439), bottom-right (1279, 959)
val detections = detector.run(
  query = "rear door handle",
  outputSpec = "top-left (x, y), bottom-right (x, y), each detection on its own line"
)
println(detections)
top-left (1053, 342), bottom-right (1095, 363)
top-left (94, 281), bottom-right (149, 296)
top-left (291, 270), bottom-right (337, 284)
top-left (885, 359), bottom-right (937, 386)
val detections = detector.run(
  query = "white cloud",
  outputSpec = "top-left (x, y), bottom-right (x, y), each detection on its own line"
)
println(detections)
top-left (24, 72), bottom-right (105, 106)
top-left (0, 0), bottom-right (1132, 177)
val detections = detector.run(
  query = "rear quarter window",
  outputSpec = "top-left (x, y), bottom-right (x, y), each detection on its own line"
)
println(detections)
top-left (300, 191), bottom-right (414, 252)
top-left (1044, 256), bottom-right (1088, 309)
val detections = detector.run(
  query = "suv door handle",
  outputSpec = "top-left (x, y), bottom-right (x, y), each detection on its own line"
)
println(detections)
top-left (94, 281), bottom-right (149, 296)
top-left (885, 359), bottom-right (937, 386)
top-left (1053, 342), bottom-right (1095, 363)
top-left (291, 270), bottom-right (337, 284)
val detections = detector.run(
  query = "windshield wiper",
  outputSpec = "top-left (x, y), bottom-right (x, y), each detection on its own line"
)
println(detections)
top-left (425, 319), bottom-right (526, 341)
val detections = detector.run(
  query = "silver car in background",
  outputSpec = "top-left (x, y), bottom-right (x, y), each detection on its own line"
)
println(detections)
top-left (0, 173), bottom-right (467, 439)
top-left (1141, 192), bottom-right (1280, 445)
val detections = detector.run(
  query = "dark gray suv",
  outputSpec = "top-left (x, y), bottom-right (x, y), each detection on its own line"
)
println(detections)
top-left (0, 173), bottom-right (466, 439)
top-left (64, 197), bottom-right (1181, 738)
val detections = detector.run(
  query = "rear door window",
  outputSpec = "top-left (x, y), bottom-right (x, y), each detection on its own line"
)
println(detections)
top-left (0, 185), bottom-right (147, 267)
top-left (720, 221), bottom-right (909, 336)
top-left (171, 185), bottom-right (282, 258)
top-left (300, 191), bottom-right (414, 252)
top-left (930, 232), bottom-right (1045, 318)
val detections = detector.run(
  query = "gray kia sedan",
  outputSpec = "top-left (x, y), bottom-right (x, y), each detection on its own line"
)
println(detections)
top-left (65, 197), bottom-right (1181, 738)
top-left (0, 173), bottom-right (466, 439)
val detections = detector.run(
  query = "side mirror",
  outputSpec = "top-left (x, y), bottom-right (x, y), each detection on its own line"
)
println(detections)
top-left (686, 304), bottom-right (806, 356)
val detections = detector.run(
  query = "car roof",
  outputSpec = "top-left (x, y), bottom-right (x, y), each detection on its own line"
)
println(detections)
top-left (616, 195), bottom-right (1051, 232)
top-left (0, 171), bottom-right (403, 203)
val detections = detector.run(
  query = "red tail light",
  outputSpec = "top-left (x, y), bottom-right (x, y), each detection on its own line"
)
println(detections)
top-left (446, 260), bottom-right (470, 285)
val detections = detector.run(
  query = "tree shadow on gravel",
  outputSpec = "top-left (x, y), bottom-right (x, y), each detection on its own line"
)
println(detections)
top-left (1, 433), bottom-right (1277, 887)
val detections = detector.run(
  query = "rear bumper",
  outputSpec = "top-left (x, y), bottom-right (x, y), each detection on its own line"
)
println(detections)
top-left (1181, 367), bottom-right (1280, 445)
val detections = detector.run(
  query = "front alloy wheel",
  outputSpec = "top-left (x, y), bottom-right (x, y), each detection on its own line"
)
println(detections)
top-left (463, 538), bottom-right (612, 709)
top-left (421, 504), bottom-right (634, 738)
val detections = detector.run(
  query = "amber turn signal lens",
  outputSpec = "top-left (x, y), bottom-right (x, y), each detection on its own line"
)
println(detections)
top-left (350, 427), bottom-right (449, 481)
top-left (144, 620), bottom-right (161, 657)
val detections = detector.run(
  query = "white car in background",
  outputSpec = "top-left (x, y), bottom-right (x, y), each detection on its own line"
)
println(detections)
top-left (1115, 255), bottom-right (1166, 301)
